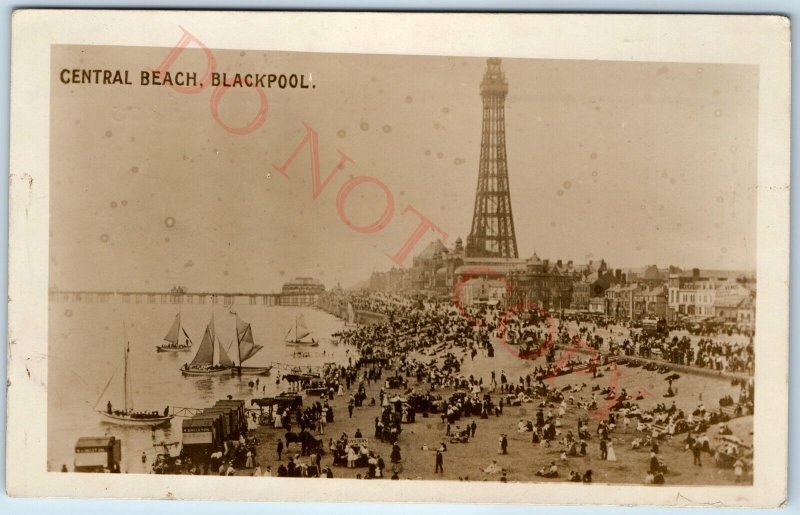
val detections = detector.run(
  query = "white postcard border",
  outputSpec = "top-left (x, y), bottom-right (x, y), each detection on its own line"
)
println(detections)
top-left (7, 10), bottom-right (790, 507)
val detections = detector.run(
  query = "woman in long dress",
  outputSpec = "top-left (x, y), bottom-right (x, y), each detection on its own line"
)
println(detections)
top-left (347, 446), bottom-right (358, 468)
top-left (606, 441), bottom-right (617, 462)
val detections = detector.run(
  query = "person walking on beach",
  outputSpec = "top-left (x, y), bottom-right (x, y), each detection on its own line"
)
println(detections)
top-left (470, 420), bottom-right (477, 438)
top-left (600, 439), bottom-right (608, 460)
top-left (649, 452), bottom-right (660, 473)
top-left (277, 439), bottom-right (284, 460)
top-left (391, 442), bottom-right (402, 463)
top-left (499, 434), bottom-right (508, 454)
top-left (435, 448), bottom-right (444, 474)
top-left (692, 441), bottom-right (702, 466)
top-left (733, 459), bottom-right (744, 483)
top-left (606, 441), bottom-right (617, 462)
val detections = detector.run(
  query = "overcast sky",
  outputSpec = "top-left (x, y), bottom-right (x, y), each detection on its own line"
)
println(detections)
top-left (50, 46), bottom-right (758, 293)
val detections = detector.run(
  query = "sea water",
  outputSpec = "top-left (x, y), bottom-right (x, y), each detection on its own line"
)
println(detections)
top-left (47, 302), bottom-right (345, 473)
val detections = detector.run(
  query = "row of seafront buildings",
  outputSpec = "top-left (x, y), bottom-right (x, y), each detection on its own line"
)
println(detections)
top-left (365, 238), bottom-right (756, 331)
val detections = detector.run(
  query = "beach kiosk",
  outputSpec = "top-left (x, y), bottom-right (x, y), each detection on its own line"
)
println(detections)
top-left (73, 436), bottom-right (121, 472)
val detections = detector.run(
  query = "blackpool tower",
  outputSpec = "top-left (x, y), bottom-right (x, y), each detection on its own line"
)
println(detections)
top-left (465, 58), bottom-right (519, 259)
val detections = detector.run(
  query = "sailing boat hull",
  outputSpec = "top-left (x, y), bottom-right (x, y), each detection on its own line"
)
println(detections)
top-left (180, 367), bottom-right (233, 376)
top-left (156, 346), bottom-right (192, 353)
top-left (98, 411), bottom-right (173, 427)
top-left (233, 366), bottom-right (273, 376)
top-left (285, 340), bottom-right (319, 347)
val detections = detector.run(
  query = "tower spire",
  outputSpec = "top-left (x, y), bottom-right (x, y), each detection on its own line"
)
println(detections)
top-left (466, 58), bottom-right (519, 259)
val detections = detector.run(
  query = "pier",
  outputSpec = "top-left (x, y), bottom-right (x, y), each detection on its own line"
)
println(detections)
top-left (48, 289), bottom-right (319, 307)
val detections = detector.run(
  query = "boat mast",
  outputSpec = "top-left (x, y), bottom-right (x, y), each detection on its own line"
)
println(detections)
top-left (210, 313), bottom-right (217, 365)
top-left (235, 315), bottom-right (242, 368)
top-left (123, 321), bottom-right (131, 414)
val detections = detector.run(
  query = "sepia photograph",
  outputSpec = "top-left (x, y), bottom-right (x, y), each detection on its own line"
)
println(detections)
top-left (6, 10), bottom-right (790, 507)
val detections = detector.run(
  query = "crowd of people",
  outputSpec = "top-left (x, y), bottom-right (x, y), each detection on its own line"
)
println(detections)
top-left (183, 291), bottom-right (755, 485)
top-left (318, 292), bottom-right (754, 484)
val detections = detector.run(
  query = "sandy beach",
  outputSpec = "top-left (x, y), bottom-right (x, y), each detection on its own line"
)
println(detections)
top-left (245, 335), bottom-right (751, 485)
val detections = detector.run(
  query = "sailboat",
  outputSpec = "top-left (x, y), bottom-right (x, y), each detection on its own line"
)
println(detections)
top-left (285, 313), bottom-right (319, 347)
top-left (232, 314), bottom-right (272, 376)
top-left (156, 312), bottom-right (193, 352)
top-left (180, 314), bottom-right (235, 376)
top-left (97, 322), bottom-right (173, 427)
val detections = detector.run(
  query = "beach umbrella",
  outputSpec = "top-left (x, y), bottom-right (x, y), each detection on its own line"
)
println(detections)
top-left (664, 373), bottom-right (681, 381)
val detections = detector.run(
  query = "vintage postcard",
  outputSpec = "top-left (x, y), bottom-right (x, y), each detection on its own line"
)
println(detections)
top-left (6, 10), bottom-right (790, 507)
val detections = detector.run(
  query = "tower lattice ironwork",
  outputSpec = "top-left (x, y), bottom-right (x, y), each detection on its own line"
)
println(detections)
top-left (465, 58), bottom-right (519, 259)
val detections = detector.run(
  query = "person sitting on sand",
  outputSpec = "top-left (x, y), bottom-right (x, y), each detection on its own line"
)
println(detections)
top-left (483, 460), bottom-right (501, 474)
top-left (566, 440), bottom-right (579, 457)
top-left (535, 461), bottom-right (559, 478)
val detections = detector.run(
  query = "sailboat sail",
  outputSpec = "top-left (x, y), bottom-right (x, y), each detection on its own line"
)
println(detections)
top-left (347, 303), bottom-right (355, 324)
top-left (286, 314), bottom-right (314, 342)
top-left (163, 314), bottom-right (181, 345)
top-left (236, 316), bottom-right (263, 364)
top-left (217, 337), bottom-right (234, 367)
top-left (296, 314), bottom-right (312, 340)
top-left (181, 328), bottom-right (193, 347)
top-left (96, 322), bottom-right (134, 413)
top-left (190, 326), bottom-right (214, 366)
